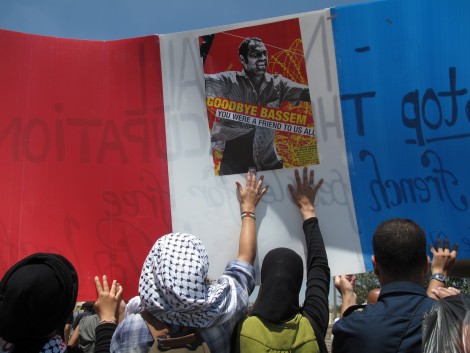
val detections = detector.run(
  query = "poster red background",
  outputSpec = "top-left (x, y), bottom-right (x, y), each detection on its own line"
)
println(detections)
top-left (202, 19), bottom-right (316, 173)
top-left (0, 30), bottom-right (171, 300)
top-left (203, 18), bottom-right (307, 77)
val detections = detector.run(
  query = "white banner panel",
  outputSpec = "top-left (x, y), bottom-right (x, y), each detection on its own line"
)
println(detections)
top-left (160, 9), bottom-right (364, 281)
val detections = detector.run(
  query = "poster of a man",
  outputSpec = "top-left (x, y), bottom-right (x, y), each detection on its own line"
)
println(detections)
top-left (201, 19), bottom-right (318, 176)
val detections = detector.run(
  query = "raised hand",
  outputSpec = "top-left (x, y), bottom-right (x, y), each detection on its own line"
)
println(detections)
top-left (288, 167), bottom-right (323, 220)
top-left (94, 275), bottom-right (123, 324)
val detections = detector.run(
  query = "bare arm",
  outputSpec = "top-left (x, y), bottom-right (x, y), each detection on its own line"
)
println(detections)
top-left (93, 275), bottom-right (123, 353)
top-left (335, 275), bottom-right (358, 317)
top-left (236, 170), bottom-right (268, 264)
top-left (427, 238), bottom-right (458, 299)
top-left (67, 324), bottom-right (79, 348)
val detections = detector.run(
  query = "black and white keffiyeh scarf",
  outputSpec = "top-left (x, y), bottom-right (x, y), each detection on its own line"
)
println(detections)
top-left (139, 233), bottom-right (237, 328)
top-left (0, 334), bottom-right (66, 353)
top-left (39, 335), bottom-right (67, 353)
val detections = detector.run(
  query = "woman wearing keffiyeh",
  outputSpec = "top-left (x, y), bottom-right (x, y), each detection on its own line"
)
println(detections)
top-left (111, 170), bottom-right (268, 353)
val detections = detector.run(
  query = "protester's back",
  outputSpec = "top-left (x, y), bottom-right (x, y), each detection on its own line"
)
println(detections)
top-left (332, 218), bottom-right (435, 353)
top-left (236, 168), bottom-right (329, 353)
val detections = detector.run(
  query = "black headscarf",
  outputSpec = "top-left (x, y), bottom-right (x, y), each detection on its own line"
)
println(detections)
top-left (251, 247), bottom-right (304, 323)
top-left (0, 253), bottom-right (78, 345)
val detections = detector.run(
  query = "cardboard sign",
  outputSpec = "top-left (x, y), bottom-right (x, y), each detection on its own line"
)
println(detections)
top-left (0, 30), bottom-right (171, 299)
top-left (160, 10), bottom-right (362, 282)
top-left (332, 0), bottom-right (470, 269)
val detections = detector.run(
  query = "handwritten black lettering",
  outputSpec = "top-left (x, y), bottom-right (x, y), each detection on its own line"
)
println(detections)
top-left (402, 67), bottom-right (470, 146)
top-left (0, 116), bottom-right (163, 163)
top-left (340, 91), bottom-right (376, 136)
top-left (360, 148), bottom-right (468, 212)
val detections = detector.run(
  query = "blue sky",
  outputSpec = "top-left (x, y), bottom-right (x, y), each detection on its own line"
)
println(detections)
top-left (0, 0), bottom-right (369, 40)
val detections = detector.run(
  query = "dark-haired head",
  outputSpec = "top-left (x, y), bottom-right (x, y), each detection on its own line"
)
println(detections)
top-left (372, 218), bottom-right (428, 285)
top-left (0, 253), bottom-right (78, 350)
top-left (238, 37), bottom-right (264, 62)
top-left (251, 247), bottom-right (303, 323)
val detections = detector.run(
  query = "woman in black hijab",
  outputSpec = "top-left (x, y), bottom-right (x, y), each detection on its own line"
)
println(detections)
top-left (0, 253), bottom-right (78, 353)
top-left (235, 167), bottom-right (330, 353)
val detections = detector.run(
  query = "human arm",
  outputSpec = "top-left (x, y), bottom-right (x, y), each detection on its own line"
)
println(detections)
top-left (93, 275), bottom-right (123, 353)
top-left (63, 323), bottom-right (72, 344)
top-left (280, 76), bottom-right (311, 103)
top-left (427, 238), bottom-right (458, 299)
top-left (236, 170), bottom-right (268, 264)
top-left (288, 167), bottom-right (323, 220)
top-left (334, 275), bottom-right (358, 317)
top-left (431, 286), bottom-right (461, 299)
top-left (67, 323), bottom-right (79, 348)
top-left (289, 167), bottom-right (330, 344)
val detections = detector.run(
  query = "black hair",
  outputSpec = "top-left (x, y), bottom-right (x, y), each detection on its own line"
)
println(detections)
top-left (238, 37), bottom-right (264, 62)
top-left (373, 218), bottom-right (427, 279)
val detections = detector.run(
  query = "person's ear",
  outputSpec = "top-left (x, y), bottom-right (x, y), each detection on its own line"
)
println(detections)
top-left (239, 55), bottom-right (246, 65)
top-left (372, 255), bottom-right (379, 276)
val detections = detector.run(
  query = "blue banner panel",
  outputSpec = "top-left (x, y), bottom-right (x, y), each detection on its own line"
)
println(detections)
top-left (332, 0), bottom-right (470, 270)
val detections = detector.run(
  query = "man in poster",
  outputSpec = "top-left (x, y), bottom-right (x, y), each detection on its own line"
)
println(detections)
top-left (204, 37), bottom-right (311, 175)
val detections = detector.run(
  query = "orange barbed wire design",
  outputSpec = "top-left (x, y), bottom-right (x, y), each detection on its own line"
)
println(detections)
top-left (269, 38), bottom-right (318, 168)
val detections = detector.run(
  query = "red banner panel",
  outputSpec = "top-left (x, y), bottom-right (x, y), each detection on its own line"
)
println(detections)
top-left (0, 30), bottom-right (170, 300)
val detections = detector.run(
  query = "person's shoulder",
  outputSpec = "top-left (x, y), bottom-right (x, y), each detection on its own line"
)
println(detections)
top-left (221, 260), bottom-right (256, 291)
top-left (112, 314), bottom-right (150, 343)
top-left (224, 259), bottom-right (255, 277)
top-left (81, 313), bottom-right (100, 327)
top-left (240, 315), bottom-right (262, 325)
top-left (237, 315), bottom-right (266, 336)
top-left (111, 314), bottom-right (152, 353)
top-left (342, 304), bottom-right (367, 318)
top-left (115, 313), bottom-right (146, 333)
top-left (205, 71), bottom-right (239, 80)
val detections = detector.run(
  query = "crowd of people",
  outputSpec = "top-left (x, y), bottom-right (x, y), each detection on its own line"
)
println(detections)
top-left (0, 167), bottom-right (466, 353)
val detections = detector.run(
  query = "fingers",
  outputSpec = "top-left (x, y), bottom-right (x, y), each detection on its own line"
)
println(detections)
top-left (235, 181), bottom-right (242, 195)
top-left (95, 276), bottom-right (103, 294)
top-left (293, 167), bottom-right (321, 190)
top-left (452, 243), bottom-right (459, 256)
top-left (308, 169), bottom-right (314, 187)
top-left (312, 178), bottom-right (324, 195)
top-left (109, 279), bottom-right (117, 295)
top-left (302, 167), bottom-right (309, 188)
top-left (294, 169), bottom-right (301, 189)
top-left (432, 286), bottom-right (461, 299)
top-left (95, 275), bottom-right (121, 296)
top-left (255, 175), bottom-right (264, 192)
top-left (431, 238), bottom-right (458, 255)
top-left (259, 185), bottom-right (269, 198)
top-left (115, 283), bottom-right (123, 300)
top-left (102, 275), bottom-right (110, 292)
